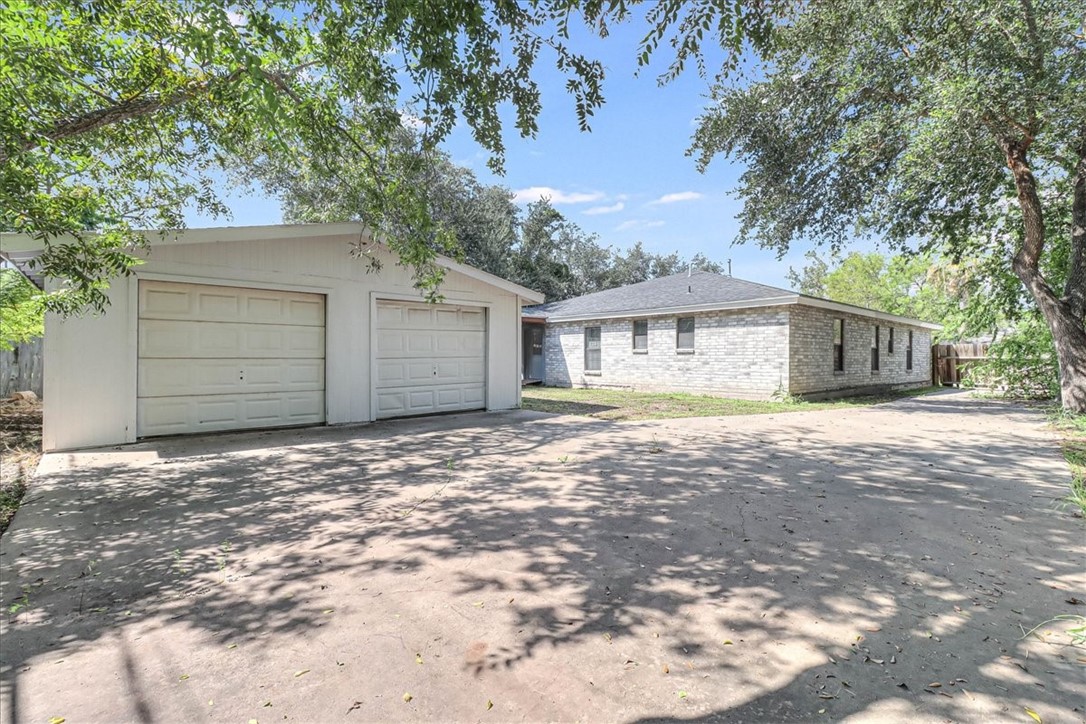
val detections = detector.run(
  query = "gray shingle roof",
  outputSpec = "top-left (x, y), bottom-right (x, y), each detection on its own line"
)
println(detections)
top-left (524, 271), bottom-right (796, 320)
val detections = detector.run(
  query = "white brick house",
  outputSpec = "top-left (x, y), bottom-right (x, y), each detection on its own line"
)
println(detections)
top-left (523, 271), bottom-right (938, 400)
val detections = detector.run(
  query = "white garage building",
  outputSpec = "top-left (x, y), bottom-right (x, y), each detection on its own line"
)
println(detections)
top-left (8, 223), bottom-right (542, 451)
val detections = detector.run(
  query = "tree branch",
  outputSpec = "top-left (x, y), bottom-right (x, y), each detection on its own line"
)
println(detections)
top-left (1, 62), bottom-right (321, 165)
top-left (1, 73), bottom-right (237, 164)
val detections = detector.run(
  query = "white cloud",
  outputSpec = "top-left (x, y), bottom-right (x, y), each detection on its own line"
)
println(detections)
top-left (399, 111), bottom-right (427, 130)
top-left (650, 191), bottom-right (704, 205)
top-left (512, 186), bottom-right (606, 205)
top-left (583, 202), bottom-right (625, 216)
top-left (615, 219), bottom-right (666, 232)
top-left (225, 10), bottom-right (246, 26)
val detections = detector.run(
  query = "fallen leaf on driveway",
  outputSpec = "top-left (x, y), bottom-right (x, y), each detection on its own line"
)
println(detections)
top-left (662, 664), bottom-right (669, 674)
top-left (415, 653), bottom-right (424, 664)
top-left (722, 640), bottom-right (734, 645)
top-left (486, 699), bottom-right (494, 710)
top-left (678, 691), bottom-right (688, 699)
top-left (347, 701), bottom-right (362, 714)
top-left (48, 718), bottom-right (65, 724)
top-left (294, 670), bottom-right (310, 678)
top-left (179, 674), bottom-right (189, 681)
top-left (403, 693), bottom-right (413, 703)
top-left (1025, 708), bottom-right (1042, 723)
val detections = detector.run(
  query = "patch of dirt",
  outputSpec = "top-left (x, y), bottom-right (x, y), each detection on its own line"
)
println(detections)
top-left (1, 398), bottom-right (42, 533)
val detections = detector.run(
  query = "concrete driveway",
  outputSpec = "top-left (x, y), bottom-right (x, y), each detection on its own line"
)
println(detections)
top-left (1, 391), bottom-right (1083, 723)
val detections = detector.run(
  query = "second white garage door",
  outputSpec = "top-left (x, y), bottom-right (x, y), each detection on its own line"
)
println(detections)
top-left (374, 300), bottom-right (486, 419)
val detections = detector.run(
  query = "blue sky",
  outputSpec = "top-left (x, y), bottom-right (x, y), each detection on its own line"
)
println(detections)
top-left (188, 15), bottom-right (820, 289)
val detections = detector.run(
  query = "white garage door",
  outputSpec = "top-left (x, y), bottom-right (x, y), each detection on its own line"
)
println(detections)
top-left (137, 281), bottom-right (326, 437)
top-left (374, 300), bottom-right (486, 419)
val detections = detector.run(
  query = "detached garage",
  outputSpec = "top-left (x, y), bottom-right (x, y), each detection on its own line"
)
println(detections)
top-left (3, 223), bottom-right (543, 451)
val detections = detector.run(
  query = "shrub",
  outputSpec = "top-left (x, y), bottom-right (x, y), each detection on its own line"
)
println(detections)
top-left (966, 317), bottom-right (1059, 400)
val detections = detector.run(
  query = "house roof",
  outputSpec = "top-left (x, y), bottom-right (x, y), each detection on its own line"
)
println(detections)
top-left (527, 271), bottom-right (794, 318)
top-left (524, 270), bottom-right (941, 329)
top-left (0, 223), bottom-right (545, 304)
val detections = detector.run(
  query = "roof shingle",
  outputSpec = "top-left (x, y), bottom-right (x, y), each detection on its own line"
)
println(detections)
top-left (524, 271), bottom-right (795, 320)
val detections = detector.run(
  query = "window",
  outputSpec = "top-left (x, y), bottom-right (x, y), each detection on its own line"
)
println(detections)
top-left (888, 328), bottom-right (895, 354)
top-left (833, 318), bottom-right (844, 372)
top-left (871, 325), bottom-right (880, 372)
top-left (584, 326), bottom-right (601, 372)
top-left (676, 317), bottom-right (695, 351)
top-left (633, 319), bottom-right (648, 352)
top-left (906, 330), bottom-right (914, 371)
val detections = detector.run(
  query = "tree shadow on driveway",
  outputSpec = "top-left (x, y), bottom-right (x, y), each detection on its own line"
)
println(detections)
top-left (1, 394), bottom-right (1082, 722)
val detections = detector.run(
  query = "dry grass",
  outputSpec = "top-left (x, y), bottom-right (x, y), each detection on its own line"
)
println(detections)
top-left (521, 385), bottom-right (938, 422)
top-left (1, 398), bottom-right (42, 534)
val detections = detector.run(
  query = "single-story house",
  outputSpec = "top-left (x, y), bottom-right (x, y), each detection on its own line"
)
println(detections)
top-left (522, 270), bottom-right (939, 399)
top-left (1, 223), bottom-right (543, 451)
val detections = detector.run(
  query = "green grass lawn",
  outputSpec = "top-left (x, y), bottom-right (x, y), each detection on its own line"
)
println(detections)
top-left (1048, 408), bottom-right (1086, 516)
top-left (520, 385), bottom-right (939, 422)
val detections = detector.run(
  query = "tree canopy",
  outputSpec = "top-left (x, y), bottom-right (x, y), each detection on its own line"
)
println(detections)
top-left (691, 0), bottom-right (1086, 410)
top-left (247, 141), bottom-right (726, 303)
top-left (0, 269), bottom-right (44, 351)
top-left (1, 0), bottom-right (776, 312)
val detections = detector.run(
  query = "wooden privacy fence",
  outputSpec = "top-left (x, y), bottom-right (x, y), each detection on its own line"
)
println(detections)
top-left (932, 341), bottom-right (989, 387)
top-left (0, 337), bottom-right (43, 398)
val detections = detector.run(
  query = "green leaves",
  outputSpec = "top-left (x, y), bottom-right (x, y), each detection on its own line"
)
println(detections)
top-left (0, 0), bottom-right (622, 311)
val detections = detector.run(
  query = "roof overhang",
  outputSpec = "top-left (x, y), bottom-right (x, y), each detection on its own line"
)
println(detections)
top-left (533, 293), bottom-right (940, 330)
top-left (797, 295), bottom-right (942, 330)
top-left (0, 223), bottom-right (545, 304)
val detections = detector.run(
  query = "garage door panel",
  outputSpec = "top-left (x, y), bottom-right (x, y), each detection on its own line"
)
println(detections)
top-left (138, 392), bottom-right (325, 437)
top-left (374, 300), bottom-right (487, 419)
top-left (139, 281), bottom-right (325, 326)
top-left (376, 390), bottom-right (407, 416)
top-left (140, 320), bottom-right (324, 359)
top-left (407, 334), bottom-right (434, 353)
top-left (199, 291), bottom-right (241, 319)
top-left (138, 281), bottom-right (325, 437)
top-left (406, 307), bottom-right (434, 327)
top-left (143, 286), bottom-right (195, 317)
top-left (138, 359), bottom-right (324, 397)
top-left (460, 309), bottom-right (485, 329)
top-left (288, 298), bottom-right (324, 325)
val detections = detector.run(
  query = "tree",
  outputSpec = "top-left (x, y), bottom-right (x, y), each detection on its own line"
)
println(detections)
top-left (2, 0), bottom-right (783, 315)
top-left (690, 0), bottom-right (1086, 412)
top-left (0, 270), bottom-right (44, 350)
top-left (787, 251), bottom-right (830, 296)
top-left (1, 0), bottom-right (627, 311)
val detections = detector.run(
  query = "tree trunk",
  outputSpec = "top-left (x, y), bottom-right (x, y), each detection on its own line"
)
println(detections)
top-left (1003, 137), bottom-right (1086, 413)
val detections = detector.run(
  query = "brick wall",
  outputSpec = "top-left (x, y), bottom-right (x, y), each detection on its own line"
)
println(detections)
top-left (543, 307), bottom-right (791, 398)
top-left (787, 304), bottom-right (932, 396)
